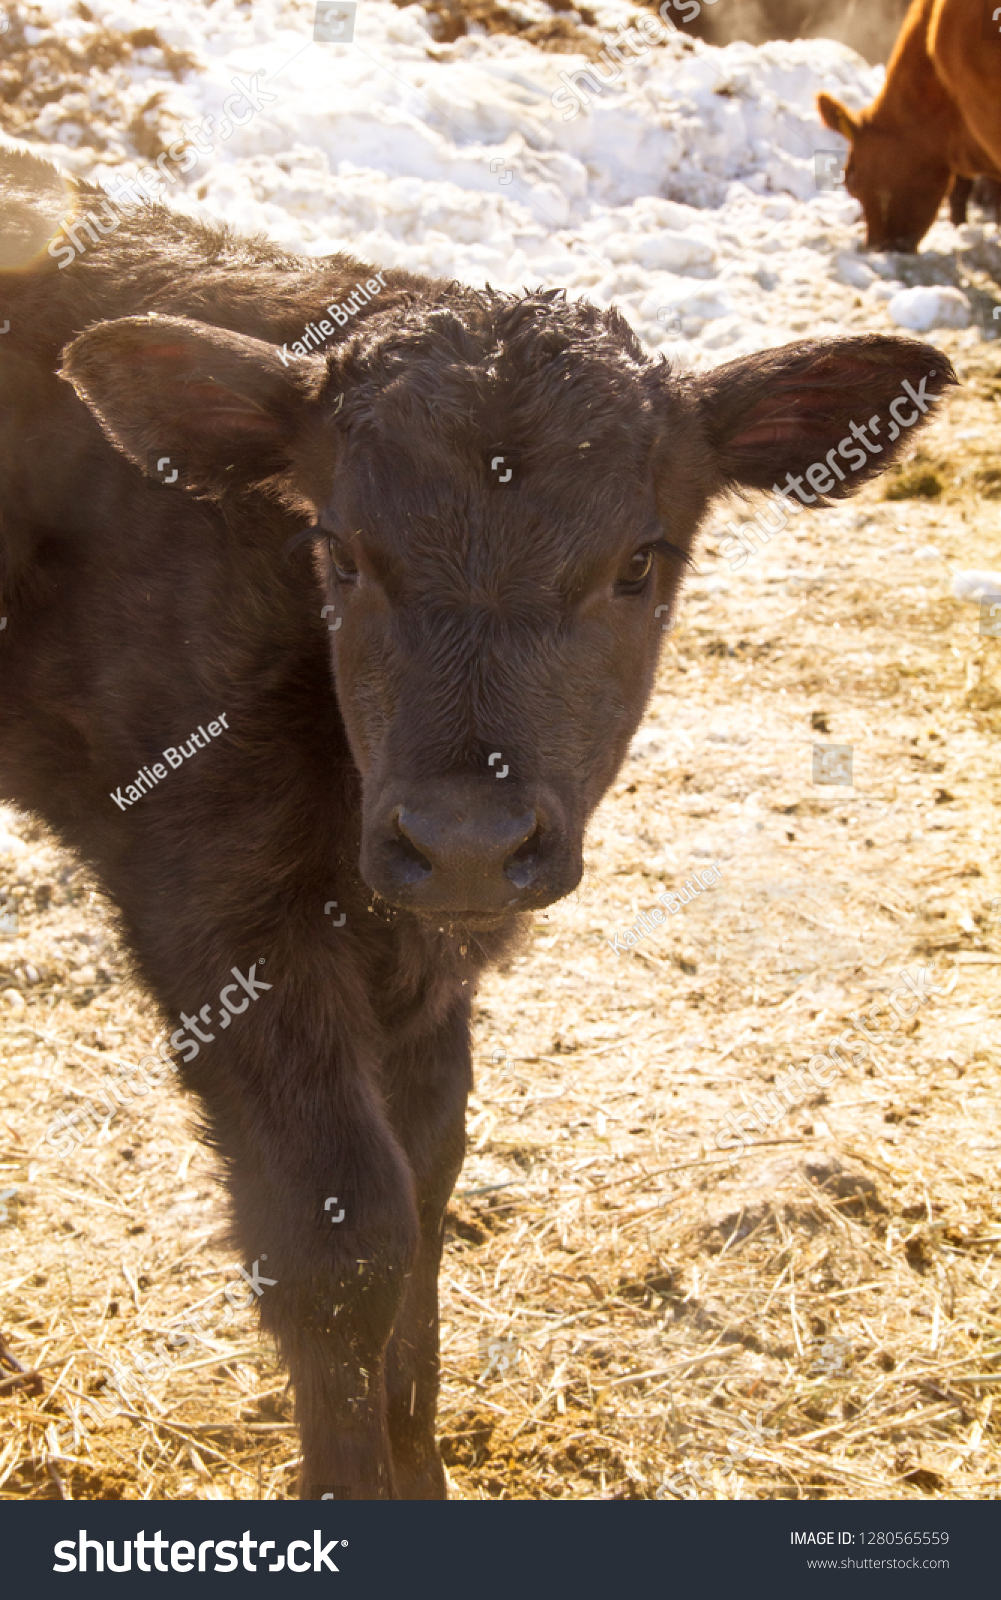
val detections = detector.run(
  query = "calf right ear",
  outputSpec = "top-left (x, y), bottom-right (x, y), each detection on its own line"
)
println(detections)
top-left (692, 334), bottom-right (956, 501)
top-left (60, 314), bottom-right (325, 497)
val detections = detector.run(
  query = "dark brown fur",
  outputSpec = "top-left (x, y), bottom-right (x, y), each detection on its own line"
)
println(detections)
top-left (0, 146), bottom-right (955, 1497)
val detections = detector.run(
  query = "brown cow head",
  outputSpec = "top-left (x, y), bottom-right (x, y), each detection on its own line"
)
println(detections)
top-left (62, 303), bottom-right (953, 928)
top-left (818, 92), bottom-right (952, 253)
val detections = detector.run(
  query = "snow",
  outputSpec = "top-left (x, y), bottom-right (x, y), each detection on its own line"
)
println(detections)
top-left (888, 285), bottom-right (971, 333)
top-left (951, 572), bottom-right (1001, 603)
top-left (6, 0), bottom-right (995, 370)
top-left (831, 252), bottom-right (875, 289)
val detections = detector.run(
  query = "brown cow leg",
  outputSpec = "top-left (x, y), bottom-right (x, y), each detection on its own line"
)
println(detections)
top-left (383, 1005), bottom-right (471, 1499)
top-left (949, 174), bottom-right (972, 226)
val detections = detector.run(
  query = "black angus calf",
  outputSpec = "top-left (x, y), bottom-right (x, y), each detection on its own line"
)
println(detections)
top-left (0, 147), bottom-right (954, 1499)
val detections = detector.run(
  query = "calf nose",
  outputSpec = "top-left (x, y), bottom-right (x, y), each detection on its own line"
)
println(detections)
top-left (395, 802), bottom-right (541, 905)
top-left (368, 789), bottom-right (552, 915)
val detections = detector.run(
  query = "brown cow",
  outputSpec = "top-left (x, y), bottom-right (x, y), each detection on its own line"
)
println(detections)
top-left (818, 0), bottom-right (1001, 252)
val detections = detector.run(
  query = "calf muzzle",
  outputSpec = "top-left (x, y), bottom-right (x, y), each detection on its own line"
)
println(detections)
top-left (362, 779), bottom-right (577, 918)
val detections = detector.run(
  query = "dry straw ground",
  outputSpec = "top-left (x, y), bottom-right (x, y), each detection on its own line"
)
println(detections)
top-left (1, 329), bottom-right (1000, 1501)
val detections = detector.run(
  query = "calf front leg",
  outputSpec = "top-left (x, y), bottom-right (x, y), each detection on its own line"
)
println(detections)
top-left (189, 998), bottom-right (420, 1501)
top-left (382, 1004), bottom-right (471, 1499)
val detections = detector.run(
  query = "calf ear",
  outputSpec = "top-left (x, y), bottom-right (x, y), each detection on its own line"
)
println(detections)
top-left (693, 335), bottom-right (956, 499)
top-left (817, 93), bottom-right (857, 141)
top-left (60, 315), bottom-right (323, 496)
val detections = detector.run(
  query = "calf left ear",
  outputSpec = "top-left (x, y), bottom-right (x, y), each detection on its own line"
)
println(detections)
top-left (60, 314), bottom-right (324, 496)
top-left (817, 93), bottom-right (857, 142)
top-left (693, 335), bottom-right (956, 499)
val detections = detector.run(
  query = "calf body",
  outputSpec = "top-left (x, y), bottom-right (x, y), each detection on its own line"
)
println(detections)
top-left (0, 147), bottom-right (953, 1498)
top-left (819, 0), bottom-right (1001, 252)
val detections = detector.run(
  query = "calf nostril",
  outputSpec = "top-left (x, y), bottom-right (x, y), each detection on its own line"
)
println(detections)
top-left (504, 824), bottom-right (543, 890)
top-left (388, 819), bottom-right (433, 886)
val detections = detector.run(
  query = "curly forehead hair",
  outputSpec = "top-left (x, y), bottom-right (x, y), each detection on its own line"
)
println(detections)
top-left (322, 287), bottom-right (666, 464)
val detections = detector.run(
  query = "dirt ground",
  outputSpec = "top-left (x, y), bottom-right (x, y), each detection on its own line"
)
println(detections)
top-left (1, 325), bottom-right (1000, 1501)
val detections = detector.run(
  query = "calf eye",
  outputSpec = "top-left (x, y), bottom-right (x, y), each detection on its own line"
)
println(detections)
top-left (616, 547), bottom-right (654, 594)
top-left (328, 537), bottom-right (359, 582)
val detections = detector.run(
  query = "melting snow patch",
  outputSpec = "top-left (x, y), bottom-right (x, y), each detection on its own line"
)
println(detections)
top-left (888, 286), bottom-right (971, 332)
top-left (831, 253), bottom-right (876, 290)
top-left (951, 570), bottom-right (1001, 602)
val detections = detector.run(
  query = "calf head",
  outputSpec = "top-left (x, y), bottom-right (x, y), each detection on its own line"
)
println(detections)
top-left (818, 93), bottom-right (952, 252)
top-left (62, 299), bottom-right (951, 926)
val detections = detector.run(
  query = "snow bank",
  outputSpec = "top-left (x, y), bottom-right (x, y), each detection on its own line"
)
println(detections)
top-left (9, 0), bottom-right (994, 368)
